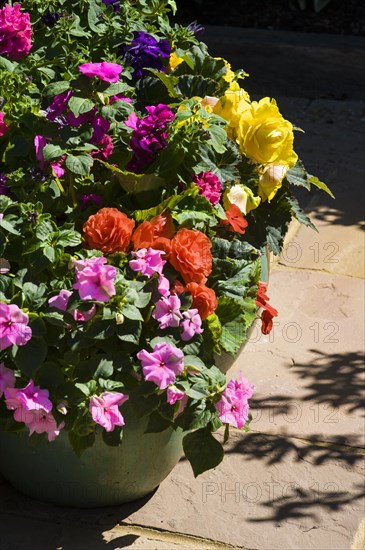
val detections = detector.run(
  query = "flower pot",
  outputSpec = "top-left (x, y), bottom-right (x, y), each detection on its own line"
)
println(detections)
top-left (0, 403), bottom-right (184, 508)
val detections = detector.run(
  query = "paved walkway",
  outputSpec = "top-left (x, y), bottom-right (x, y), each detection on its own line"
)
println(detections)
top-left (0, 28), bottom-right (364, 550)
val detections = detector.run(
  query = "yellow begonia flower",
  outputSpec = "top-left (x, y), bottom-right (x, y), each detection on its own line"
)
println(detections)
top-left (223, 184), bottom-right (261, 215)
top-left (258, 164), bottom-right (288, 202)
top-left (237, 97), bottom-right (298, 168)
top-left (213, 88), bottom-right (251, 139)
top-left (168, 51), bottom-right (183, 71)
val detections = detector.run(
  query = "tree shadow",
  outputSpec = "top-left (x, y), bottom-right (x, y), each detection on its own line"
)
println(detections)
top-left (226, 431), bottom-right (365, 467)
top-left (293, 350), bottom-right (365, 415)
top-left (248, 483), bottom-right (365, 523)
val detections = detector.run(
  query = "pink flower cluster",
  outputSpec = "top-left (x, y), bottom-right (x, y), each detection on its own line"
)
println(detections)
top-left (48, 289), bottom-right (96, 322)
top-left (73, 256), bottom-right (117, 302)
top-left (79, 62), bottom-right (123, 83)
top-left (137, 342), bottom-right (184, 389)
top-left (215, 373), bottom-right (254, 429)
top-left (0, 303), bottom-right (32, 351)
top-left (129, 247), bottom-right (166, 277)
top-left (152, 295), bottom-right (203, 341)
top-left (0, 3), bottom-right (32, 61)
top-left (125, 104), bottom-right (175, 173)
top-left (4, 380), bottom-right (64, 441)
top-left (89, 391), bottom-right (129, 432)
top-left (193, 171), bottom-right (222, 205)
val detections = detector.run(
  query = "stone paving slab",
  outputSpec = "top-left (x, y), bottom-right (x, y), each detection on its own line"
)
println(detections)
top-left (228, 268), bottom-right (365, 447)
top-left (122, 431), bottom-right (365, 550)
top-left (0, 430), bottom-right (363, 550)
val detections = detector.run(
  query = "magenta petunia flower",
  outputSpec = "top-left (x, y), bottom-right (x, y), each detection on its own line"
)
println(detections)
top-left (193, 171), bottom-right (222, 205)
top-left (89, 391), bottom-right (129, 432)
top-left (80, 193), bottom-right (104, 210)
top-left (0, 303), bottom-right (32, 350)
top-left (0, 362), bottom-right (15, 398)
top-left (180, 309), bottom-right (203, 341)
top-left (46, 90), bottom-right (73, 121)
top-left (91, 115), bottom-right (110, 143)
top-left (79, 62), bottom-right (123, 83)
top-left (34, 135), bottom-right (47, 170)
top-left (129, 248), bottom-right (166, 278)
top-left (137, 342), bottom-right (184, 389)
top-left (152, 295), bottom-right (182, 329)
top-left (73, 256), bottom-right (117, 302)
top-left (48, 289), bottom-right (72, 311)
top-left (26, 410), bottom-right (65, 442)
top-left (0, 112), bottom-right (9, 137)
top-left (0, 3), bottom-right (32, 61)
top-left (215, 373), bottom-right (254, 428)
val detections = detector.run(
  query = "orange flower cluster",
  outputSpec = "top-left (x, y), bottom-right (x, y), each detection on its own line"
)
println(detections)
top-left (83, 207), bottom-right (135, 254)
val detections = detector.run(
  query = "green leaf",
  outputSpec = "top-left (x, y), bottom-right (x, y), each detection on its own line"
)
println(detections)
top-left (286, 195), bottom-right (318, 231)
top-left (85, 320), bottom-right (116, 340)
top-left (11, 338), bottom-right (47, 377)
top-left (308, 175), bottom-right (335, 198)
top-left (42, 144), bottom-right (66, 162)
top-left (69, 431), bottom-right (95, 457)
top-left (102, 428), bottom-right (123, 446)
top-left (22, 282), bottom-right (47, 308)
top-left (216, 296), bottom-right (246, 355)
top-left (65, 154), bottom-right (93, 175)
top-left (183, 355), bottom-right (206, 371)
top-left (88, 0), bottom-right (107, 33)
top-left (68, 96), bottom-right (95, 117)
top-left (183, 428), bottom-right (224, 477)
top-left (120, 303), bottom-right (144, 321)
top-left (0, 55), bottom-right (15, 72)
top-left (286, 161), bottom-right (311, 190)
top-left (57, 229), bottom-right (82, 247)
top-left (43, 81), bottom-right (70, 97)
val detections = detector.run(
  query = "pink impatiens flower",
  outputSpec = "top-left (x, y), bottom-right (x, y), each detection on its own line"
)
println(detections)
top-left (79, 62), bottom-right (123, 83)
top-left (0, 112), bottom-right (9, 137)
top-left (215, 373), bottom-right (254, 429)
top-left (157, 274), bottom-right (170, 297)
top-left (152, 295), bottom-right (182, 329)
top-left (166, 386), bottom-right (185, 405)
top-left (137, 342), bottom-right (184, 389)
top-left (26, 410), bottom-right (65, 442)
top-left (48, 289), bottom-right (72, 311)
top-left (73, 256), bottom-right (117, 302)
top-left (0, 3), bottom-right (32, 61)
top-left (129, 248), bottom-right (166, 278)
top-left (0, 362), bottom-right (15, 397)
top-left (180, 309), bottom-right (203, 341)
top-left (193, 171), bottom-right (222, 205)
top-left (0, 303), bottom-right (32, 350)
top-left (4, 380), bottom-right (53, 425)
top-left (89, 392), bottom-right (129, 432)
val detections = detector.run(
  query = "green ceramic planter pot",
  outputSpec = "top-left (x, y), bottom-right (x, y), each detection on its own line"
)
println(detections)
top-left (0, 402), bottom-right (184, 508)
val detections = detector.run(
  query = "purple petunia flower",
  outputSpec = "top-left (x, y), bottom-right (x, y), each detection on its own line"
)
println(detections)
top-left (0, 173), bottom-right (10, 196)
top-left (46, 90), bottom-right (72, 122)
top-left (80, 193), bottom-right (104, 210)
top-left (102, 0), bottom-right (120, 12)
top-left (119, 31), bottom-right (170, 78)
top-left (124, 104), bottom-right (174, 173)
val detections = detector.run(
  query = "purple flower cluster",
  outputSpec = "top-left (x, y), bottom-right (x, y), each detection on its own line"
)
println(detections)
top-left (119, 31), bottom-right (170, 78)
top-left (193, 171), bottom-right (222, 205)
top-left (102, 0), bottom-right (120, 11)
top-left (0, 173), bottom-right (10, 196)
top-left (125, 104), bottom-right (174, 173)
